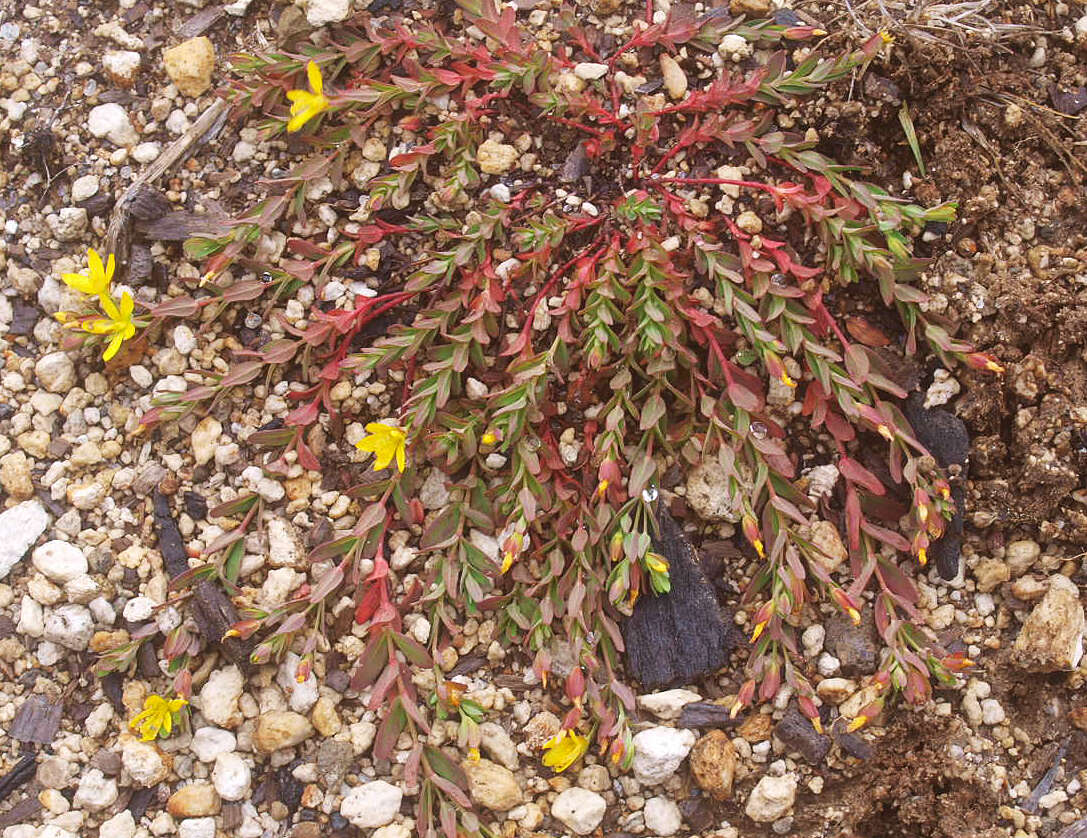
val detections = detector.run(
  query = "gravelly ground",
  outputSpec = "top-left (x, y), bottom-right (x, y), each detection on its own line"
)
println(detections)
top-left (0, 0), bottom-right (1086, 836)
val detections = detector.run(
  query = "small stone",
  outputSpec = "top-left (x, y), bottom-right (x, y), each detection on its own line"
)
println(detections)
top-left (340, 780), bottom-right (403, 829)
top-left (632, 726), bottom-right (696, 785)
top-left (659, 54), bottom-right (687, 100)
top-left (48, 207), bottom-right (88, 242)
top-left (254, 711), bottom-right (314, 753)
top-left (303, 0), bottom-right (351, 26)
top-left (73, 768), bottom-right (118, 811)
top-left (167, 782), bottom-right (221, 817)
top-left (121, 736), bottom-right (169, 787)
top-left (745, 773), bottom-right (797, 823)
top-left (551, 787), bottom-right (606, 835)
top-left (35, 352), bottom-right (76, 393)
top-left (163, 37), bottom-right (216, 97)
top-left (773, 707), bottom-right (830, 765)
top-left (87, 103), bottom-right (138, 146)
top-left (685, 461), bottom-right (739, 522)
top-left (735, 210), bottom-right (763, 234)
top-left (311, 697), bottom-right (341, 737)
top-left (808, 521), bottom-right (846, 573)
top-left (132, 142), bottom-right (161, 163)
top-left (980, 698), bottom-right (1005, 726)
top-left (32, 541), bottom-right (88, 584)
top-left (815, 677), bottom-right (855, 704)
top-left (463, 758), bottom-right (522, 811)
top-left (477, 139), bottom-right (518, 175)
top-left (973, 558), bottom-right (1009, 592)
top-left (644, 797), bottom-right (682, 836)
top-left (98, 811), bottom-right (136, 838)
top-left (689, 730), bottom-right (736, 800)
top-left (212, 752), bottom-right (251, 801)
top-left (189, 416), bottom-right (222, 466)
top-left (574, 62), bottom-right (608, 80)
top-left (729, 0), bottom-right (770, 13)
top-left (637, 689), bottom-right (702, 721)
top-left (0, 501), bottom-right (48, 580)
top-left (177, 819), bottom-right (215, 838)
top-left (71, 175), bottom-right (100, 202)
top-left (824, 613), bottom-right (879, 676)
top-left (1005, 540), bottom-right (1040, 576)
top-left (1011, 575), bottom-right (1047, 602)
top-left (190, 727), bottom-right (236, 762)
top-left (103, 50), bottom-right (141, 86)
top-left (267, 517), bottom-right (301, 567)
top-left (1013, 575), bottom-right (1084, 671)
top-left (43, 605), bottom-right (94, 650)
top-left (576, 764), bottom-right (610, 792)
top-left (523, 711), bottom-right (561, 749)
top-left (198, 666), bottom-right (244, 728)
top-left (478, 722), bottom-right (518, 770)
top-left (0, 452), bottom-right (33, 500)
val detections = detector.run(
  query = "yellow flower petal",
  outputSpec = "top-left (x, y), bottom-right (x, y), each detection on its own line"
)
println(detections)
top-left (103, 334), bottom-right (124, 361)
top-left (307, 60), bottom-right (323, 96)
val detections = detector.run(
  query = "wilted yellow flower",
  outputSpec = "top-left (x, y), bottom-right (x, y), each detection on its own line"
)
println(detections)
top-left (62, 248), bottom-right (115, 302)
top-left (645, 554), bottom-right (669, 574)
top-left (286, 61), bottom-right (329, 133)
top-left (130, 694), bottom-right (188, 742)
top-left (81, 292), bottom-right (137, 361)
top-left (356, 422), bottom-right (407, 472)
top-left (541, 729), bottom-right (589, 773)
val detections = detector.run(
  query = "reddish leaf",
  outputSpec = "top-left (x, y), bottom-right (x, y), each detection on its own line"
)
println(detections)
top-left (845, 316), bottom-right (892, 347)
top-left (839, 456), bottom-right (885, 495)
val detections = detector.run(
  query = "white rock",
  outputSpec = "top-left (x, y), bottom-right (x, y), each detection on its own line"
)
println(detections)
top-left (132, 142), bottom-right (161, 163)
top-left (177, 818), bottom-right (215, 838)
top-left (276, 652), bottom-right (319, 713)
top-left (173, 324), bottom-right (197, 355)
top-left (98, 810), bottom-right (136, 838)
top-left (260, 567), bottom-right (301, 607)
top-left (17, 596), bottom-right (44, 637)
top-left (123, 596), bottom-right (155, 622)
top-left (551, 788), bottom-right (606, 835)
top-left (0, 501), bottom-right (48, 579)
top-left (479, 722), bottom-right (519, 770)
top-left (267, 518), bottom-right (300, 567)
top-left (637, 689), bottom-right (702, 721)
top-left (573, 62), bottom-right (608, 80)
top-left (340, 780), bottom-right (403, 829)
top-left (73, 768), bottom-right (118, 811)
top-left (191, 416), bottom-right (221, 466)
top-left (632, 726), bottom-right (696, 785)
top-left (477, 139), bottom-right (518, 175)
top-left (801, 624), bottom-right (825, 656)
top-left (71, 174), bottom-right (100, 203)
top-left (980, 698), bottom-right (1006, 726)
top-left (191, 727), bottom-right (237, 762)
top-left (43, 604), bottom-right (94, 650)
top-left (923, 368), bottom-right (960, 408)
top-left (103, 50), bottom-right (141, 85)
top-left (685, 461), bottom-right (739, 522)
top-left (48, 208), bottom-right (88, 242)
top-left (198, 666), bottom-right (245, 728)
top-left (745, 773), bottom-right (797, 822)
top-left (87, 103), bottom-right (139, 146)
top-left (35, 351), bottom-right (76, 393)
top-left (212, 752), bottom-right (251, 801)
top-left (121, 737), bottom-right (168, 787)
top-left (304, 0), bottom-right (351, 25)
top-left (644, 796), bottom-right (683, 836)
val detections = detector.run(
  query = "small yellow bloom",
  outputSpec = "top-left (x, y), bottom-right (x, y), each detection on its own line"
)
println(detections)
top-left (985, 359), bottom-right (1005, 374)
top-left (918, 548), bottom-right (928, 567)
top-left (917, 504), bottom-right (929, 524)
top-left (81, 292), bottom-right (137, 361)
top-left (780, 371), bottom-right (796, 388)
top-left (876, 424), bottom-right (894, 441)
top-left (130, 694), bottom-right (188, 742)
top-left (752, 538), bottom-right (765, 559)
top-left (286, 61), bottom-right (330, 133)
top-left (356, 422), bottom-right (407, 472)
top-left (847, 606), bottom-right (861, 626)
top-left (541, 729), bottom-right (589, 773)
top-left (646, 554), bottom-right (669, 574)
top-left (879, 30), bottom-right (895, 44)
top-left (846, 715), bottom-right (868, 732)
top-left (811, 716), bottom-right (823, 734)
top-left (595, 479), bottom-right (609, 500)
top-left (481, 432), bottom-right (497, 446)
top-left (750, 620), bottom-right (768, 643)
top-left (467, 747), bottom-right (481, 762)
top-left (62, 249), bottom-right (115, 302)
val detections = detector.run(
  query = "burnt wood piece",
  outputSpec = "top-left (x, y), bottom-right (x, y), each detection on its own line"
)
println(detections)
top-left (10, 696), bottom-right (61, 745)
top-left (153, 492), bottom-right (253, 671)
top-left (623, 504), bottom-right (733, 688)
top-left (904, 392), bottom-right (970, 580)
top-left (677, 702), bottom-right (742, 729)
top-left (0, 755), bottom-right (37, 806)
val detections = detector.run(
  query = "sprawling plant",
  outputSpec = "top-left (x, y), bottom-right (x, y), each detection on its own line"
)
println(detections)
top-left (85, 3), bottom-right (1003, 833)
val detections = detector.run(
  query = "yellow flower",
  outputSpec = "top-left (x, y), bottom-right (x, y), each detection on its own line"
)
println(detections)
top-left (286, 61), bottom-right (330, 133)
top-left (646, 554), bottom-right (669, 574)
top-left (81, 292), bottom-right (137, 361)
top-left (62, 248), bottom-right (115, 302)
top-left (481, 431), bottom-right (497, 446)
top-left (356, 422), bottom-right (407, 472)
top-left (130, 694), bottom-right (188, 742)
top-left (541, 729), bottom-right (589, 773)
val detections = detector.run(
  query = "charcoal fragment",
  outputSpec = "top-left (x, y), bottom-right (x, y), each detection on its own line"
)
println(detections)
top-left (774, 707), bottom-right (830, 764)
top-left (904, 391), bottom-right (970, 579)
top-left (623, 504), bottom-right (732, 688)
top-left (824, 612), bottom-right (880, 676)
top-left (677, 702), bottom-right (741, 729)
top-left (11, 694), bottom-right (61, 744)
